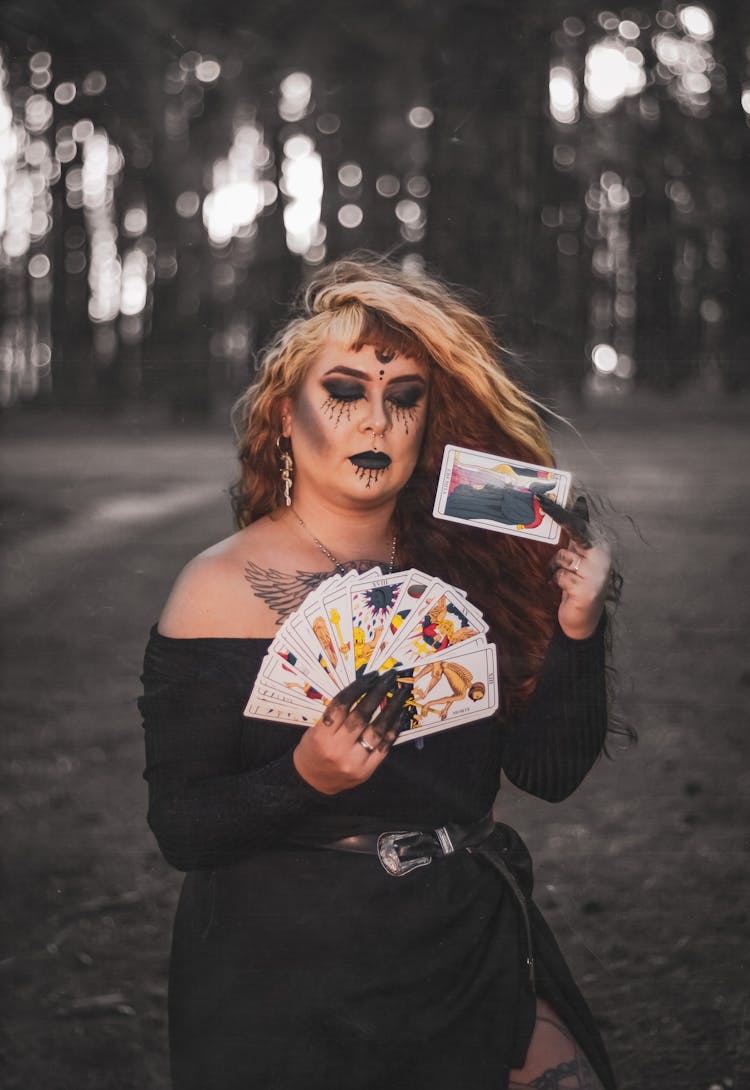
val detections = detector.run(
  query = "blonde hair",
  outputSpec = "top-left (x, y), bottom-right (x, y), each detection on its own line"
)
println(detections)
top-left (232, 256), bottom-right (552, 526)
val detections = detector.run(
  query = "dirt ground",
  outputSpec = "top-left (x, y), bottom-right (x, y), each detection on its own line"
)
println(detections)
top-left (1, 390), bottom-right (749, 1090)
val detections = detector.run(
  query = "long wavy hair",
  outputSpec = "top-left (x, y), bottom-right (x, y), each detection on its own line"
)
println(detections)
top-left (231, 256), bottom-right (566, 711)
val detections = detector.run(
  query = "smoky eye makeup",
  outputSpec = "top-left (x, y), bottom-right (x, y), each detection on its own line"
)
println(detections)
top-left (321, 379), bottom-right (365, 403)
top-left (386, 383), bottom-right (425, 409)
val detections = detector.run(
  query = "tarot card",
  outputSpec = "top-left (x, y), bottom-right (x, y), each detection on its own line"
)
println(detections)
top-left (372, 578), bottom-right (488, 675)
top-left (297, 572), bottom-right (349, 688)
top-left (244, 690), bottom-right (319, 725)
top-left (365, 569), bottom-right (437, 671)
top-left (252, 652), bottom-right (333, 713)
top-left (298, 570), bottom-right (361, 689)
top-left (266, 627), bottom-right (339, 699)
top-left (393, 643), bottom-right (499, 744)
top-left (433, 444), bottom-right (572, 544)
top-left (348, 568), bottom-right (420, 676)
top-left (244, 655), bottom-right (327, 725)
top-left (275, 571), bottom-right (342, 681)
top-left (245, 568), bottom-right (496, 741)
top-left (244, 699), bottom-right (315, 726)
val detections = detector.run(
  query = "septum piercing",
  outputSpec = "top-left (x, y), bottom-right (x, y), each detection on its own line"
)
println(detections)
top-left (367, 426), bottom-right (385, 451)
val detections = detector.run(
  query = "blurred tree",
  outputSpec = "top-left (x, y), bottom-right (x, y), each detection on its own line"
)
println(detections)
top-left (426, 2), bottom-right (606, 396)
top-left (0, 0), bottom-right (747, 414)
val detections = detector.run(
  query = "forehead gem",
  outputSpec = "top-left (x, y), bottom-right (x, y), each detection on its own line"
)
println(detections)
top-left (375, 348), bottom-right (395, 364)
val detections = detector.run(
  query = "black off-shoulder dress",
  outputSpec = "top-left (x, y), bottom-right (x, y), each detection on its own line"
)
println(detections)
top-left (139, 619), bottom-right (616, 1090)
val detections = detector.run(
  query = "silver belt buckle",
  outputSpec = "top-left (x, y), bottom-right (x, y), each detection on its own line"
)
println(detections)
top-left (376, 831), bottom-right (432, 877)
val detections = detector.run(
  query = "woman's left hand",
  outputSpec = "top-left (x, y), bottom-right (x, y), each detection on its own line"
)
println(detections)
top-left (550, 539), bottom-right (612, 640)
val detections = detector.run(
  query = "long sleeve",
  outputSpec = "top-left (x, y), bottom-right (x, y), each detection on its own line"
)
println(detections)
top-left (500, 614), bottom-right (608, 802)
top-left (139, 629), bottom-right (326, 871)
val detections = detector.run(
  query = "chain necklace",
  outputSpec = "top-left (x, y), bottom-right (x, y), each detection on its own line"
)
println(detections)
top-left (291, 509), bottom-right (398, 574)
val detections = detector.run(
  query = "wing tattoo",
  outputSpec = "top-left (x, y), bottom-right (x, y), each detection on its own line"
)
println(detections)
top-left (244, 562), bottom-right (332, 624)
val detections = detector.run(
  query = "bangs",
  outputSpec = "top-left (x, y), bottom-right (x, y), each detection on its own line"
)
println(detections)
top-left (324, 303), bottom-right (430, 365)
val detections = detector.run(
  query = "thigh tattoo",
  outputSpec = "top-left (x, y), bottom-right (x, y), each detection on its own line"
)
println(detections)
top-left (508, 1011), bottom-right (602, 1089)
top-left (516, 1057), bottom-right (598, 1088)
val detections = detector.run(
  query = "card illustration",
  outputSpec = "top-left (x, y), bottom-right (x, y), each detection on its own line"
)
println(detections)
top-left (433, 445), bottom-right (572, 544)
top-left (350, 570), bottom-right (415, 675)
top-left (392, 644), bottom-right (498, 744)
top-left (245, 568), bottom-right (500, 743)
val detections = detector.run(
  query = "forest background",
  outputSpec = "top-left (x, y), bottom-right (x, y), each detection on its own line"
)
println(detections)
top-left (1, 1), bottom-right (749, 1088)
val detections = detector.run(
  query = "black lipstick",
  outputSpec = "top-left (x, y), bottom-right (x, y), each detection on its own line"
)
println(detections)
top-left (349, 452), bottom-right (391, 470)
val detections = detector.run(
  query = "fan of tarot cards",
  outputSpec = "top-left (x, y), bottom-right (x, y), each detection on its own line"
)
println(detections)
top-left (245, 446), bottom-right (572, 743)
top-left (244, 567), bottom-right (499, 744)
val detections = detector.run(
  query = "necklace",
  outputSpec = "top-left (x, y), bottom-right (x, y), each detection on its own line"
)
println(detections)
top-left (291, 510), bottom-right (398, 574)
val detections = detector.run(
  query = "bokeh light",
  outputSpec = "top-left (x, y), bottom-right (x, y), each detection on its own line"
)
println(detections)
top-left (176, 190), bottom-right (200, 218)
top-left (585, 39), bottom-right (646, 114)
top-left (280, 130), bottom-right (323, 257)
top-left (549, 65), bottom-right (579, 124)
top-left (338, 162), bottom-right (363, 188)
top-left (376, 174), bottom-right (400, 197)
top-left (65, 250), bottom-right (86, 275)
top-left (123, 207), bottom-right (147, 236)
top-left (25, 95), bottom-right (54, 135)
top-left (30, 52), bottom-right (52, 73)
top-left (406, 175), bottom-right (430, 199)
top-left (591, 343), bottom-right (618, 373)
top-left (338, 204), bottom-right (363, 228)
top-left (54, 82), bottom-right (76, 106)
top-left (279, 72), bottom-right (312, 122)
top-left (196, 59), bottom-right (222, 84)
top-left (408, 106), bottom-right (434, 129)
top-left (562, 16), bottom-right (585, 37)
top-left (553, 144), bottom-right (576, 171)
top-left (395, 199), bottom-right (423, 226)
top-left (28, 253), bottom-right (51, 278)
top-left (700, 298), bottom-right (722, 323)
top-left (618, 20), bottom-right (641, 41)
top-left (82, 71), bottom-right (107, 96)
top-left (203, 122), bottom-right (269, 246)
top-left (678, 5), bottom-right (714, 41)
top-left (317, 113), bottom-right (340, 135)
top-left (72, 119), bottom-right (94, 143)
top-left (120, 249), bottom-right (149, 316)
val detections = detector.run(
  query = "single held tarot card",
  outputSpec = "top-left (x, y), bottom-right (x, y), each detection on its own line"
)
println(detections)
top-left (244, 569), bottom-right (499, 744)
top-left (432, 444), bottom-right (572, 545)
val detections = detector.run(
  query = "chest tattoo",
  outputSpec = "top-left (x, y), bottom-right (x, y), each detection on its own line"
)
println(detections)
top-left (244, 560), bottom-right (389, 624)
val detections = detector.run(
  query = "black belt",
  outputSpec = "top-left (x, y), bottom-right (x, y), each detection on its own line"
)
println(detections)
top-left (292, 811), bottom-right (535, 989)
top-left (310, 809), bottom-right (497, 877)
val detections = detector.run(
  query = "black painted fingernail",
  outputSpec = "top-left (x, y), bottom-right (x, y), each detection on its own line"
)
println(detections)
top-left (354, 670), bottom-right (398, 720)
top-left (372, 670), bottom-right (398, 697)
top-left (378, 685), bottom-right (410, 724)
top-left (336, 674), bottom-right (374, 708)
top-left (572, 495), bottom-right (590, 522)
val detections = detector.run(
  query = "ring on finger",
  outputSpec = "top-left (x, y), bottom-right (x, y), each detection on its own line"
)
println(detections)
top-left (357, 735), bottom-right (376, 753)
top-left (571, 556), bottom-right (582, 574)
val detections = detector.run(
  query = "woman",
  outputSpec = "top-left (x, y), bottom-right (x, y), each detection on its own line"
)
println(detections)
top-left (140, 257), bottom-right (618, 1090)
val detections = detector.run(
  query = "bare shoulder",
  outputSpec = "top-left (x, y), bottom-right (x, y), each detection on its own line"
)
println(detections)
top-left (157, 520), bottom-right (283, 638)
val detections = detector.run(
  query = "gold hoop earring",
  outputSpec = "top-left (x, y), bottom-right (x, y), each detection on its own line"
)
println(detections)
top-left (276, 435), bottom-right (294, 507)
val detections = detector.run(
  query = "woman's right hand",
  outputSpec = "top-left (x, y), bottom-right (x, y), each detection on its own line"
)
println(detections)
top-left (293, 671), bottom-right (409, 795)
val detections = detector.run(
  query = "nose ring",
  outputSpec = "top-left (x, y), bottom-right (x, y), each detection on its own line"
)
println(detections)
top-left (368, 426), bottom-right (384, 451)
